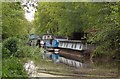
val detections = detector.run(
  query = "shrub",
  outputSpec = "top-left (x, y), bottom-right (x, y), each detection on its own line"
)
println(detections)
top-left (3, 37), bottom-right (18, 53)
top-left (2, 37), bottom-right (19, 58)
top-left (2, 47), bottom-right (11, 58)
top-left (2, 57), bottom-right (28, 77)
top-left (30, 47), bottom-right (42, 61)
top-left (2, 37), bottom-right (28, 58)
top-left (15, 45), bottom-right (32, 58)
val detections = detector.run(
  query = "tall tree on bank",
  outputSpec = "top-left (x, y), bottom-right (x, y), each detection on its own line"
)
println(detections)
top-left (2, 2), bottom-right (28, 39)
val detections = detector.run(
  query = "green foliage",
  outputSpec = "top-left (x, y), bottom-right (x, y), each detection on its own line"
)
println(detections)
top-left (2, 2), bottom-right (31, 76)
top-left (32, 47), bottom-right (43, 61)
top-left (2, 37), bottom-right (19, 58)
top-left (93, 45), bottom-right (109, 58)
top-left (2, 37), bottom-right (42, 59)
top-left (88, 3), bottom-right (120, 59)
top-left (2, 57), bottom-right (28, 77)
top-left (2, 37), bottom-right (29, 58)
top-left (35, 2), bottom-right (120, 59)
top-left (2, 2), bottom-right (28, 39)
top-left (24, 46), bottom-right (42, 61)
top-left (15, 45), bottom-right (30, 58)
top-left (1, 36), bottom-right (43, 77)
top-left (2, 47), bottom-right (11, 58)
top-left (0, 43), bottom-right (2, 77)
top-left (3, 37), bottom-right (18, 53)
top-left (16, 45), bottom-right (40, 59)
top-left (2, 37), bottom-right (29, 77)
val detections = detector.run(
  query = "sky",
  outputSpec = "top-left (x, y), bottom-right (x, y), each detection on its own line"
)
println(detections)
top-left (21, 0), bottom-right (38, 22)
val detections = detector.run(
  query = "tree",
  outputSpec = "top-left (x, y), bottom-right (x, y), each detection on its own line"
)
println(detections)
top-left (34, 2), bottom-right (120, 59)
top-left (2, 2), bottom-right (28, 39)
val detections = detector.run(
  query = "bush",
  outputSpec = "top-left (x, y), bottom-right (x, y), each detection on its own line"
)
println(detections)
top-left (15, 43), bottom-right (42, 60)
top-left (3, 37), bottom-right (18, 53)
top-left (2, 57), bottom-right (28, 77)
top-left (15, 45), bottom-right (32, 58)
top-left (2, 47), bottom-right (11, 58)
top-left (2, 37), bottom-right (19, 58)
top-left (2, 37), bottom-right (29, 78)
top-left (2, 37), bottom-right (28, 58)
top-left (30, 47), bottom-right (42, 61)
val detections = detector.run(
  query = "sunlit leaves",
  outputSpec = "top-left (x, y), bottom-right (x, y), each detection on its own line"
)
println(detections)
top-left (34, 2), bottom-right (120, 59)
top-left (2, 2), bottom-right (28, 39)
